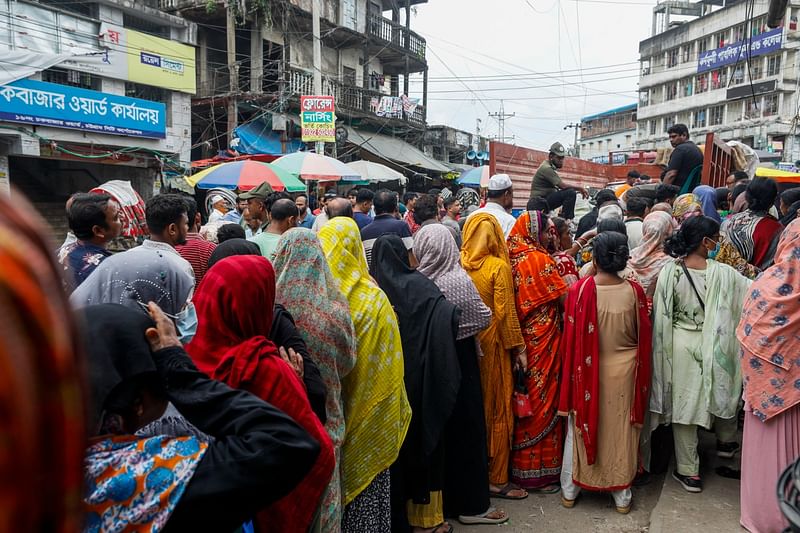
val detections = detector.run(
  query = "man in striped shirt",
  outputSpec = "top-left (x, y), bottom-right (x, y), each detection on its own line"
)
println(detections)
top-left (175, 196), bottom-right (217, 284)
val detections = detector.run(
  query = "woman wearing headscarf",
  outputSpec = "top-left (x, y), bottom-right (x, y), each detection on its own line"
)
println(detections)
top-left (272, 228), bottom-right (358, 533)
top-left (722, 177), bottom-right (783, 271)
top-left (550, 217), bottom-right (581, 287)
top-left (461, 213), bottom-right (528, 500)
top-left (371, 234), bottom-right (461, 533)
top-left (0, 194), bottom-right (85, 532)
top-left (671, 193), bottom-right (703, 226)
top-left (627, 211), bottom-right (675, 299)
top-left (318, 217), bottom-right (411, 533)
top-left (558, 232), bottom-right (652, 514)
top-left (650, 216), bottom-right (750, 494)
top-left (415, 224), bottom-right (508, 526)
top-left (693, 185), bottom-right (721, 223)
top-left (82, 303), bottom-right (320, 532)
top-left (186, 255), bottom-right (335, 533)
top-left (506, 211), bottom-right (569, 492)
top-left (736, 218), bottom-right (800, 533)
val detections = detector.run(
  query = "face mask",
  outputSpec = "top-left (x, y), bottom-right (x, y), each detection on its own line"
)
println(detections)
top-left (707, 239), bottom-right (721, 259)
top-left (175, 302), bottom-right (198, 344)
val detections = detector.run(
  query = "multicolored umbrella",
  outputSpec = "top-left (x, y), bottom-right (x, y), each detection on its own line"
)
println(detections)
top-left (456, 165), bottom-right (490, 188)
top-left (272, 152), bottom-right (361, 182)
top-left (185, 161), bottom-right (306, 192)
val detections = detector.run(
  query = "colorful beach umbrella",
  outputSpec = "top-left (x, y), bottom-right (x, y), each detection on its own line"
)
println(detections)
top-left (456, 165), bottom-right (490, 188)
top-left (345, 160), bottom-right (407, 185)
top-left (185, 161), bottom-right (306, 192)
top-left (272, 152), bottom-right (361, 182)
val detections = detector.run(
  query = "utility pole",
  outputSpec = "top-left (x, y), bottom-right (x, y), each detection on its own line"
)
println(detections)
top-left (312, 0), bottom-right (324, 156)
top-left (564, 122), bottom-right (582, 157)
top-left (488, 101), bottom-right (515, 143)
top-left (225, 0), bottom-right (238, 146)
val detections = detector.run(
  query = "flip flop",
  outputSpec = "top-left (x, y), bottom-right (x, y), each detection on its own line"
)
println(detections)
top-left (530, 484), bottom-right (561, 494)
top-left (458, 507), bottom-right (509, 525)
top-left (489, 482), bottom-right (528, 500)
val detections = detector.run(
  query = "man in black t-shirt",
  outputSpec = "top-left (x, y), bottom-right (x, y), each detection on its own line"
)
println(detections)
top-left (663, 123), bottom-right (703, 190)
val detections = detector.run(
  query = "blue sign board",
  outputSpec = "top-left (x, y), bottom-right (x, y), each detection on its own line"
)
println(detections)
top-left (0, 79), bottom-right (166, 139)
top-left (697, 28), bottom-right (783, 73)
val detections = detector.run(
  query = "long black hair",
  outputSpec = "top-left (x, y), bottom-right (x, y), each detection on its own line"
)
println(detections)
top-left (664, 215), bottom-right (720, 257)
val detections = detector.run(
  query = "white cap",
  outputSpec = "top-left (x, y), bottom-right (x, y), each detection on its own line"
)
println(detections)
top-left (487, 173), bottom-right (513, 191)
top-left (210, 194), bottom-right (225, 204)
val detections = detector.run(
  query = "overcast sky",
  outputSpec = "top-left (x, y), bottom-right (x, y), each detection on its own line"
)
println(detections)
top-left (408, 0), bottom-right (656, 151)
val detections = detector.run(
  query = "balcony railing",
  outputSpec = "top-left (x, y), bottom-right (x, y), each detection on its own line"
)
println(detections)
top-left (367, 14), bottom-right (426, 60)
top-left (287, 66), bottom-right (425, 126)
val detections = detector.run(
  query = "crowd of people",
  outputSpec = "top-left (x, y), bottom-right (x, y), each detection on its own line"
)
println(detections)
top-left (4, 149), bottom-right (800, 533)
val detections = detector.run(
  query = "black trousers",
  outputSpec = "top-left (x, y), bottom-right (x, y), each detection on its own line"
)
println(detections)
top-left (545, 189), bottom-right (577, 219)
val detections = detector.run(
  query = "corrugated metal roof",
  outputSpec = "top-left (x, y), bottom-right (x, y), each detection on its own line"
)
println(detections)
top-left (581, 103), bottom-right (638, 123)
top-left (346, 127), bottom-right (451, 173)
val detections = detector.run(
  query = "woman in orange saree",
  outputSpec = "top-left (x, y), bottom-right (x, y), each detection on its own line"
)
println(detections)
top-left (507, 210), bottom-right (569, 491)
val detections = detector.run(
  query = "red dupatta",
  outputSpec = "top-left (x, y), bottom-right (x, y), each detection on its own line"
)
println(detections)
top-left (557, 276), bottom-right (652, 465)
top-left (186, 255), bottom-right (334, 533)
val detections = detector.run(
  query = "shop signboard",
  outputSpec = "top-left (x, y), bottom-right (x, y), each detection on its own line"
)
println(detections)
top-left (300, 95), bottom-right (336, 142)
top-left (0, 79), bottom-right (166, 138)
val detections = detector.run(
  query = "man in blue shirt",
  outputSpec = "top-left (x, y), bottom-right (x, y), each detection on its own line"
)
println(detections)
top-left (295, 193), bottom-right (316, 229)
top-left (353, 188), bottom-right (375, 230)
top-left (360, 189), bottom-right (413, 267)
top-left (62, 192), bottom-right (122, 290)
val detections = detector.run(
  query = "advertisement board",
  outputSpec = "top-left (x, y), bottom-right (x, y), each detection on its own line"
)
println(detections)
top-left (300, 95), bottom-right (336, 142)
top-left (697, 28), bottom-right (783, 73)
top-left (0, 79), bottom-right (166, 139)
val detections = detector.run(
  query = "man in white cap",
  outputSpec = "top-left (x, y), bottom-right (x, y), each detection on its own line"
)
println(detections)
top-left (207, 194), bottom-right (229, 224)
top-left (529, 142), bottom-right (588, 222)
top-left (467, 173), bottom-right (517, 237)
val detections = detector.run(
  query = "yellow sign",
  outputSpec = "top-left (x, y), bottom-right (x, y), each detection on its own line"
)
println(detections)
top-left (126, 30), bottom-right (196, 94)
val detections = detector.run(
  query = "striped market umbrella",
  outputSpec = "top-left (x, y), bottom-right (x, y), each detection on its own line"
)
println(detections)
top-left (185, 161), bottom-right (306, 192)
top-left (272, 152), bottom-right (361, 182)
top-left (456, 165), bottom-right (490, 188)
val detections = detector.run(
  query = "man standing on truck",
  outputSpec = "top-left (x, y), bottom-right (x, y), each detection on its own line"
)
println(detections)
top-left (663, 124), bottom-right (703, 190)
top-left (529, 142), bottom-right (588, 221)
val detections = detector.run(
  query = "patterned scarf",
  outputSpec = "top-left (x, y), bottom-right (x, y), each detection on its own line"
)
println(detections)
top-left (628, 211), bottom-right (675, 295)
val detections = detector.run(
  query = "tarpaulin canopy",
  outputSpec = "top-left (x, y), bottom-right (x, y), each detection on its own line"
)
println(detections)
top-left (232, 119), bottom-right (304, 155)
top-left (346, 127), bottom-right (451, 173)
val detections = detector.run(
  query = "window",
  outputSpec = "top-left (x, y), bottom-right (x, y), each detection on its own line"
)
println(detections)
top-left (711, 68), bottom-right (727, 90)
top-left (752, 15), bottom-right (767, 36)
top-left (664, 115), bottom-right (675, 133)
top-left (123, 13), bottom-right (171, 38)
top-left (745, 98), bottom-right (760, 119)
top-left (696, 73), bottom-right (709, 93)
top-left (733, 23), bottom-right (745, 42)
top-left (698, 37), bottom-right (708, 55)
top-left (764, 94), bottom-right (779, 116)
top-left (767, 55), bottom-right (781, 76)
top-left (650, 86), bottom-right (660, 104)
top-left (641, 59), bottom-right (651, 76)
top-left (692, 109), bottom-right (706, 129)
top-left (731, 66), bottom-right (745, 85)
top-left (751, 60), bottom-right (763, 81)
top-left (728, 101), bottom-right (743, 122)
top-left (342, 66), bottom-right (356, 86)
top-left (683, 77), bottom-right (693, 97)
top-left (125, 82), bottom-right (171, 126)
top-left (649, 119), bottom-right (657, 135)
top-left (709, 105), bottom-right (724, 126)
top-left (41, 67), bottom-right (100, 90)
top-left (667, 48), bottom-right (679, 68)
top-left (715, 31), bottom-right (727, 48)
top-left (666, 82), bottom-right (678, 101)
top-left (682, 43), bottom-right (692, 63)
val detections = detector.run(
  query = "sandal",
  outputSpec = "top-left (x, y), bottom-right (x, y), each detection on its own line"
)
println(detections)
top-left (530, 484), bottom-right (560, 494)
top-left (458, 507), bottom-right (509, 525)
top-left (413, 523), bottom-right (453, 533)
top-left (489, 482), bottom-right (528, 500)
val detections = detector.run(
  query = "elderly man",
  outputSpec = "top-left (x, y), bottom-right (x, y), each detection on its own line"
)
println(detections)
top-left (468, 174), bottom-right (517, 237)
top-left (207, 194), bottom-right (229, 223)
top-left (529, 142), bottom-right (588, 221)
top-left (250, 198), bottom-right (298, 260)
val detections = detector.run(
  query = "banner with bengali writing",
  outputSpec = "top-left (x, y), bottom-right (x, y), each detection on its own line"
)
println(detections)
top-left (0, 79), bottom-right (166, 139)
top-left (697, 28), bottom-right (783, 73)
top-left (300, 95), bottom-right (336, 142)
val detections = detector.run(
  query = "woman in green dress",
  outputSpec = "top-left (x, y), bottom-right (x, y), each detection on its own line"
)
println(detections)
top-left (650, 215), bottom-right (750, 493)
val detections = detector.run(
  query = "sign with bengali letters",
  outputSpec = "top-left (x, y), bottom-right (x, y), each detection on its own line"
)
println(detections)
top-left (0, 79), bottom-right (166, 138)
top-left (300, 95), bottom-right (336, 142)
top-left (697, 28), bottom-right (783, 73)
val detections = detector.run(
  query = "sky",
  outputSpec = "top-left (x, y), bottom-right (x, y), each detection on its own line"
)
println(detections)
top-left (407, 0), bottom-right (657, 151)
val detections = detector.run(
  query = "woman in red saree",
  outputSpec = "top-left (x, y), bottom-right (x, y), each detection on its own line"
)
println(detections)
top-left (558, 232), bottom-right (651, 514)
top-left (507, 211), bottom-right (569, 491)
top-left (186, 255), bottom-right (335, 533)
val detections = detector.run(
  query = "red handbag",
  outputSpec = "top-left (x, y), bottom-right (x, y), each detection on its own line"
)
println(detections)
top-left (512, 367), bottom-right (534, 418)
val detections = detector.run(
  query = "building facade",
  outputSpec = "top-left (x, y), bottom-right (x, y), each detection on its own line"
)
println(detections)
top-left (637, 0), bottom-right (800, 160)
top-left (579, 103), bottom-right (637, 161)
top-left (423, 124), bottom-right (489, 166)
top-left (0, 0), bottom-right (195, 213)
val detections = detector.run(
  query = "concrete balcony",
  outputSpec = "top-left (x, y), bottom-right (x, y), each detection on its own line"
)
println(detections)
top-left (366, 13), bottom-right (427, 74)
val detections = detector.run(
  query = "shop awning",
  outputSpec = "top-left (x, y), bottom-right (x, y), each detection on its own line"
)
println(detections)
top-left (233, 119), bottom-right (304, 155)
top-left (346, 127), bottom-right (451, 173)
